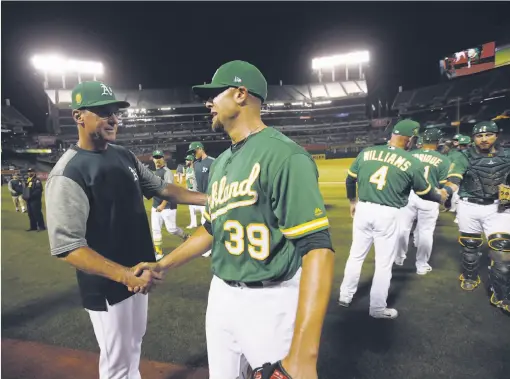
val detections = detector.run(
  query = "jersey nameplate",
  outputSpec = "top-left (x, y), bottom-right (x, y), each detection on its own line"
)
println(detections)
top-left (209, 163), bottom-right (260, 221)
top-left (363, 150), bottom-right (412, 172)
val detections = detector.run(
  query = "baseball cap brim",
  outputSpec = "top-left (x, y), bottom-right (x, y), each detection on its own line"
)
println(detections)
top-left (75, 99), bottom-right (130, 110)
top-left (192, 83), bottom-right (230, 100)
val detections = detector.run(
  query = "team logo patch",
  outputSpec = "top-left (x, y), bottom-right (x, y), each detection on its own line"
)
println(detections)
top-left (75, 93), bottom-right (82, 105)
top-left (314, 207), bottom-right (323, 217)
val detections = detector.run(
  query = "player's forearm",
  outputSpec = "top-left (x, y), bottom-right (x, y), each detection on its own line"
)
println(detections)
top-left (445, 181), bottom-right (459, 193)
top-left (159, 226), bottom-right (213, 270)
top-left (60, 246), bottom-right (134, 285)
top-left (158, 183), bottom-right (207, 206)
top-left (286, 248), bottom-right (335, 364)
top-left (159, 200), bottom-right (168, 208)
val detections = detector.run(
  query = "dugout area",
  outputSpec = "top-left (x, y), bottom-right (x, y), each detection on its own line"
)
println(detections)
top-left (1, 158), bottom-right (509, 379)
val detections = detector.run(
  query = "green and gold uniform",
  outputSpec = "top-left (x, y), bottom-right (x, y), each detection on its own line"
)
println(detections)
top-left (185, 166), bottom-right (197, 191)
top-left (348, 145), bottom-right (431, 208)
top-left (412, 148), bottom-right (451, 188)
top-left (203, 127), bottom-right (329, 283)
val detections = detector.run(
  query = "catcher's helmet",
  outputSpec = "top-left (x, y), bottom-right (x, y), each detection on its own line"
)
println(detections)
top-left (472, 120), bottom-right (499, 135)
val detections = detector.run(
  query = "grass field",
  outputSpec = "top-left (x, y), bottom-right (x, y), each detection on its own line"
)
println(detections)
top-left (2, 158), bottom-right (509, 379)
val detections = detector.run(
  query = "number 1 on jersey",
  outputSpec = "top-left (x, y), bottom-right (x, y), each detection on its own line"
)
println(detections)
top-left (369, 165), bottom-right (389, 190)
top-left (423, 165), bottom-right (430, 180)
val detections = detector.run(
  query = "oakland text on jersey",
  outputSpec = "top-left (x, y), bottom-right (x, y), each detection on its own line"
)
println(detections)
top-left (412, 153), bottom-right (444, 167)
top-left (208, 162), bottom-right (260, 221)
top-left (362, 149), bottom-right (412, 172)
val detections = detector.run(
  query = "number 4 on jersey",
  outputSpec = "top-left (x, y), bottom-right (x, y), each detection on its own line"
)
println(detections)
top-left (369, 165), bottom-right (389, 190)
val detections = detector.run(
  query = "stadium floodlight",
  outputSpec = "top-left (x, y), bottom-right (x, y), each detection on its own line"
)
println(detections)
top-left (30, 54), bottom-right (104, 89)
top-left (312, 50), bottom-right (369, 82)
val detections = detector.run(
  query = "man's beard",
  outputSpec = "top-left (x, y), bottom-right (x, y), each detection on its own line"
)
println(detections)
top-left (211, 118), bottom-right (224, 133)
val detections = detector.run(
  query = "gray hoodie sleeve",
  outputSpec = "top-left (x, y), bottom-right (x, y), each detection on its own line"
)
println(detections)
top-left (45, 175), bottom-right (90, 256)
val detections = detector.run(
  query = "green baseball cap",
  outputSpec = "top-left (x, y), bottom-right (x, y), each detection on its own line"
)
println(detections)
top-left (185, 155), bottom-right (195, 161)
top-left (152, 150), bottom-right (164, 158)
top-left (392, 119), bottom-right (420, 137)
top-left (71, 81), bottom-right (130, 110)
top-left (458, 135), bottom-right (471, 145)
top-left (423, 128), bottom-right (444, 142)
top-left (192, 60), bottom-right (268, 102)
top-left (187, 141), bottom-right (204, 153)
top-left (472, 120), bottom-right (499, 135)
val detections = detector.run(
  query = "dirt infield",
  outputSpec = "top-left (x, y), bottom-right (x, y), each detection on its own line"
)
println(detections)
top-left (1, 339), bottom-right (209, 379)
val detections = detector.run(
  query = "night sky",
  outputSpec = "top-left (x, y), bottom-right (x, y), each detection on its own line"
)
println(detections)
top-left (2, 1), bottom-right (509, 130)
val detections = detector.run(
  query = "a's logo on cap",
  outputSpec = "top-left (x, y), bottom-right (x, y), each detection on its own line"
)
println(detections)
top-left (75, 93), bottom-right (82, 105)
top-left (100, 83), bottom-right (113, 96)
top-left (233, 76), bottom-right (242, 83)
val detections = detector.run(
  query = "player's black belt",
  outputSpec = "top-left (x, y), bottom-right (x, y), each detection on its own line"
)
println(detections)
top-left (462, 197), bottom-right (498, 205)
top-left (223, 279), bottom-right (282, 289)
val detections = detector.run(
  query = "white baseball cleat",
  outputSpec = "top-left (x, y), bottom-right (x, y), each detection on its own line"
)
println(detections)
top-left (155, 253), bottom-right (164, 261)
top-left (202, 250), bottom-right (212, 257)
top-left (337, 296), bottom-right (351, 308)
top-left (370, 308), bottom-right (398, 319)
top-left (394, 257), bottom-right (405, 266)
top-left (454, 217), bottom-right (459, 224)
top-left (186, 224), bottom-right (197, 229)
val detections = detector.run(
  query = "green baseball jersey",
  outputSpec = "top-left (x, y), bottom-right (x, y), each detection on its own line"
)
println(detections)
top-left (348, 145), bottom-right (431, 208)
top-left (411, 148), bottom-right (451, 188)
top-left (203, 127), bottom-right (329, 283)
top-left (185, 167), bottom-right (197, 191)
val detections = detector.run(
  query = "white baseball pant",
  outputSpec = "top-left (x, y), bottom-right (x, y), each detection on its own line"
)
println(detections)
top-left (87, 294), bottom-right (148, 379)
top-left (449, 190), bottom-right (460, 213)
top-left (151, 207), bottom-right (185, 243)
top-left (188, 205), bottom-right (199, 228)
top-left (206, 269), bottom-right (301, 379)
top-left (457, 200), bottom-right (510, 237)
top-left (339, 201), bottom-right (400, 312)
top-left (398, 191), bottom-right (440, 270)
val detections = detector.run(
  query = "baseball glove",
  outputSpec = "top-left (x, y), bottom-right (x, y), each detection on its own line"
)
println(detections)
top-left (499, 184), bottom-right (510, 204)
top-left (251, 361), bottom-right (292, 379)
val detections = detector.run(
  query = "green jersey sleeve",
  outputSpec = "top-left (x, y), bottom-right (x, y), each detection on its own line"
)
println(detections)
top-left (412, 160), bottom-right (432, 196)
top-left (347, 152), bottom-right (362, 178)
top-left (447, 152), bottom-right (469, 180)
top-left (271, 154), bottom-right (329, 240)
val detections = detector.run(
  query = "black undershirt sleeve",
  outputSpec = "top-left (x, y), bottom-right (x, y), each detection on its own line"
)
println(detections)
top-left (346, 175), bottom-right (357, 200)
top-left (204, 220), bottom-right (213, 235)
top-left (448, 177), bottom-right (462, 186)
top-left (292, 229), bottom-right (334, 257)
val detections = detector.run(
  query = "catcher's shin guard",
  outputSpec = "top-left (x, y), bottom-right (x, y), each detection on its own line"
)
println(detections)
top-left (458, 232), bottom-right (483, 290)
top-left (488, 233), bottom-right (510, 313)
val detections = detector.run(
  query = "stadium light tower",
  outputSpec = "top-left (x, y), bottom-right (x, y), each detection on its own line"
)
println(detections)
top-left (312, 50), bottom-right (369, 82)
top-left (30, 54), bottom-right (104, 89)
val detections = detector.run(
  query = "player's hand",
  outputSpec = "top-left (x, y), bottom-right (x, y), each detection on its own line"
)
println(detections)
top-left (437, 188), bottom-right (448, 205)
top-left (125, 269), bottom-right (155, 294)
top-left (349, 201), bottom-right (357, 218)
top-left (156, 205), bottom-right (165, 212)
top-left (128, 262), bottom-right (165, 293)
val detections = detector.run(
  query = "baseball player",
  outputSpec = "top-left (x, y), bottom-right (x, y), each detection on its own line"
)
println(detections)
top-left (395, 128), bottom-right (451, 274)
top-left (457, 135), bottom-right (471, 151)
top-left (23, 168), bottom-right (46, 231)
top-left (134, 60), bottom-right (335, 379)
top-left (151, 150), bottom-right (189, 261)
top-left (452, 133), bottom-right (461, 149)
top-left (187, 141), bottom-right (215, 256)
top-left (339, 120), bottom-right (448, 319)
top-left (187, 141), bottom-right (214, 224)
top-left (444, 120), bottom-right (510, 313)
top-left (45, 81), bottom-right (207, 379)
top-left (184, 154), bottom-right (200, 229)
top-left (8, 174), bottom-right (26, 212)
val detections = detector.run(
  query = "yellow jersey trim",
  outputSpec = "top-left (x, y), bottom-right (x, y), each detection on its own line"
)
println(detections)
top-left (448, 173), bottom-right (464, 179)
top-left (415, 184), bottom-right (431, 196)
top-left (347, 169), bottom-right (357, 178)
top-left (281, 217), bottom-right (329, 238)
